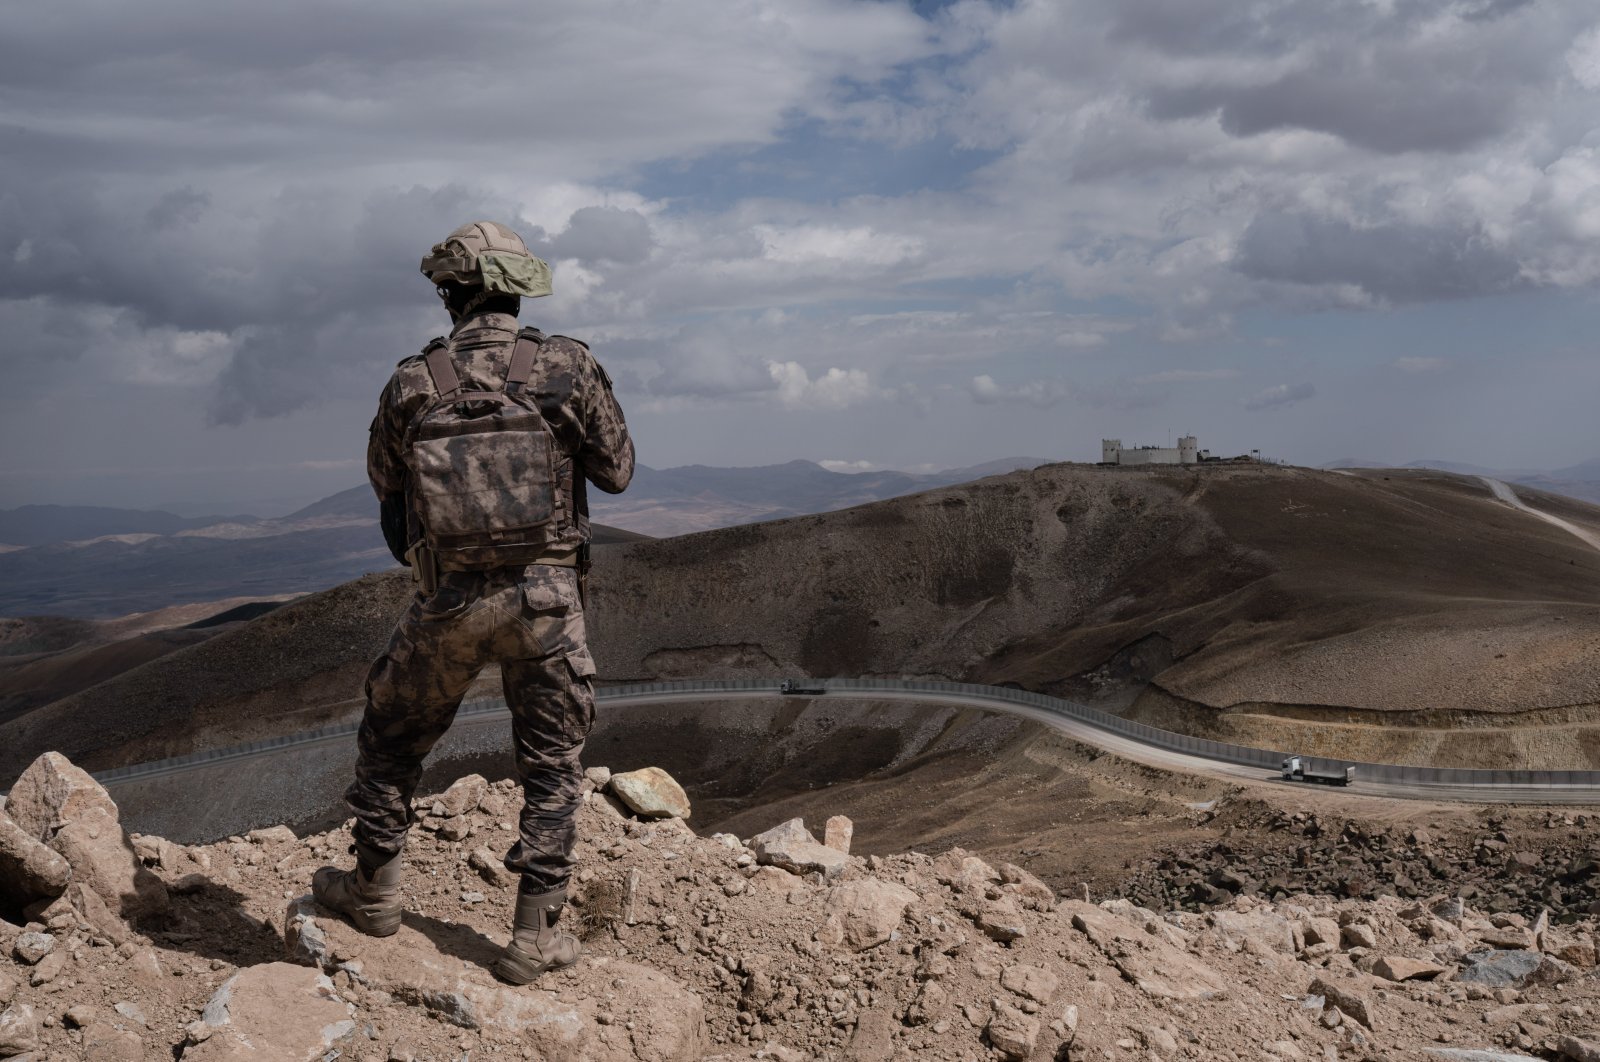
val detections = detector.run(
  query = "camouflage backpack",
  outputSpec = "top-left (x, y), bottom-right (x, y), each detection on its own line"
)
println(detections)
top-left (402, 328), bottom-right (560, 571)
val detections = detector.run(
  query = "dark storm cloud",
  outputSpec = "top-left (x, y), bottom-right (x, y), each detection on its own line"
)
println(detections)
top-left (549, 207), bottom-right (656, 265)
top-left (1232, 211), bottom-right (1525, 302)
top-left (1124, 0), bottom-right (1566, 154)
top-left (0, 165), bottom-right (513, 418)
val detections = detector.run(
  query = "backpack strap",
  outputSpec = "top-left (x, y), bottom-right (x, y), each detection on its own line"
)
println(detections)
top-left (506, 332), bottom-right (541, 395)
top-left (425, 344), bottom-right (462, 398)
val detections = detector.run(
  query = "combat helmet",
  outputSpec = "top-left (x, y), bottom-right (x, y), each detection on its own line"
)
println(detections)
top-left (420, 221), bottom-right (552, 298)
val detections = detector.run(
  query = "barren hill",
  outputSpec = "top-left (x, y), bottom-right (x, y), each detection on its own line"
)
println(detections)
top-left (5, 463), bottom-right (1600, 783)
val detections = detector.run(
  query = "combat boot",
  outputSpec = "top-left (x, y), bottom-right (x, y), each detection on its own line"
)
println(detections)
top-left (312, 842), bottom-right (404, 937)
top-left (495, 886), bottom-right (581, 984)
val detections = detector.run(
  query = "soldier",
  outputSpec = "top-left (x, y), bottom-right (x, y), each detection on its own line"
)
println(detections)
top-left (313, 220), bottom-right (634, 985)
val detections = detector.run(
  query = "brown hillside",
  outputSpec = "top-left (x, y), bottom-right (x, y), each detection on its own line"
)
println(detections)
top-left (5, 463), bottom-right (1600, 779)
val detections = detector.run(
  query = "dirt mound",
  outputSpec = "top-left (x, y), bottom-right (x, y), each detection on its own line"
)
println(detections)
top-left (8, 463), bottom-right (1600, 779)
top-left (5, 753), bottom-right (1600, 1062)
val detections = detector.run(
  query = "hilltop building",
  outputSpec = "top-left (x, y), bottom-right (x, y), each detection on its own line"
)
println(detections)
top-left (1101, 436), bottom-right (1206, 465)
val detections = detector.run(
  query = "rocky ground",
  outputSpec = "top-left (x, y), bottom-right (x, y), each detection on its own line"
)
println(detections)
top-left (3, 752), bottom-right (1600, 1062)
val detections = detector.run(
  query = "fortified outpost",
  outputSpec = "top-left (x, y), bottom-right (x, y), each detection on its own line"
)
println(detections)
top-left (1099, 436), bottom-right (1262, 466)
top-left (1100, 436), bottom-right (1204, 465)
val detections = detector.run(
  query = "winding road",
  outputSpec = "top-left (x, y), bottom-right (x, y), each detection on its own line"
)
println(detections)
top-left (1480, 476), bottom-right (1600, 553)
top-left (91, 679), bottom-right (1600, 809)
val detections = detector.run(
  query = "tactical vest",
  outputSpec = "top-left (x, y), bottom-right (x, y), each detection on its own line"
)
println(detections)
top-left (402, 328), bottom-right (563, 571)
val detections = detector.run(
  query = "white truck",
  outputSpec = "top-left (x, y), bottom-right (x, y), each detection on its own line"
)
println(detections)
top-left (1281, 756), bottom-right (1355, 786)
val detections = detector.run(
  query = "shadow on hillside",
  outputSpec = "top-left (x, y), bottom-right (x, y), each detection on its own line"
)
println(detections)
top-left (400, 909), bottom-right (505, 974)
top-left (148, 878), bottom-right (286, 967)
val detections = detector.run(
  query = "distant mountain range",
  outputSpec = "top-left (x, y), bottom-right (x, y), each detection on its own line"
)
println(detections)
top-left (0, 457), bottom-right (1048, 617)
top-left (1322, 458), bottom-right (1600, 506)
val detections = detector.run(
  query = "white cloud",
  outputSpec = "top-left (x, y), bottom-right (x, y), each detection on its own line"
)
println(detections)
top-left (1242, 382), bottom-right (1317, 410)
top-left (1393, 356), bottom-right (1448, 373)
top-left (768, 362), bottom-right (880, 409)
top-left (819, 459), bottom-right (879, 472)
top-left (1566, 24), bottom-right (1600, 89)
top-left (968, 374), bottom-right (1073, 408)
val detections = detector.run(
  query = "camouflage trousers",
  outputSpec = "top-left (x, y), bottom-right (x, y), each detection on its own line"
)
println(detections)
top-left (345, 563), bottom-right (596, 892)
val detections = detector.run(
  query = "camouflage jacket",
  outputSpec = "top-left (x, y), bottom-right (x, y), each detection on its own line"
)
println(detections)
top-left (368, 311), bottom-right (634, 559)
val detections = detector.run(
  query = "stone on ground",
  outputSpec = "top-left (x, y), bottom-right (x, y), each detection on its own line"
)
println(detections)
top-left (184, 962), bottom-right (355, 1061)
top-left (5, 752), bottom-right (167, 919)
top-left (824, 879), bottom-right (918, 951)
top-left (747, 818), bottom-right (849, 878)
top-left (0, 808), bottom-right (70, 912)
top-left (1374, 955), bottom-right (1446, 982)
top-left (608, 767), bottom-right (691, 819)
top-left (824, 814), bottom-right (853, 854)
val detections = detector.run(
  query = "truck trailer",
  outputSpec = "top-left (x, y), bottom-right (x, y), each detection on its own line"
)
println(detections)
top-left (1281, 756), bottom-right (1355, 786)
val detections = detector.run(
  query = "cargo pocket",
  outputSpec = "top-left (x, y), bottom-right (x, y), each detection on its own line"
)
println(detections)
top-left (519, 572), bottom-right (579, 656)
top-left (564, 646), bottom-right (597, 733)
top-left (365, 633), bottom-right (415, 706)
top-left (563, 645), bottom-right (596, 680)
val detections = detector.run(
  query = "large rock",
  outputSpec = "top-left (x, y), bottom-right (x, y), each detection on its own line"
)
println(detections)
top-left (1456, 949), bottom-right (1575, 989)
top-left (0, 808), bottom-right (69, 912)
top-left (986, 1001), bottom-right (1040, 1061)
top-left (184, 963), bottom-right (356, 1061)
top-left (0, 1003), bottom-right (38, 1057)
top-left (1307, 976), bottom-right (1377, 1029)
top-left (608, 767), bottom-right (691, 819)
top-left (1557, 1035), bottom-right (1600, 1062)
top-left (747, 818), bottom-right (848, 879)
top-left (1373, 955), bottom-right (1445, 982)
top-left (1001, 964), bottom-right (1060, 1004)
top-left (436, 774), bottom-right (489, 817)
top-left (1209, 909), bottom-right (1297, 955)
top-left (6, 752), bottom-right (166, 919)
top-left (824, 879), bottom-right (918, 951)
top-left (1066, 901), bottom-right (1228, 1000)
top-left (5, 752), bottom-right (116, 838)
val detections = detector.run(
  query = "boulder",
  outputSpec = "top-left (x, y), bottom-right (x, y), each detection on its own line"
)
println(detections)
top-left (1372, 955), bottom-right (1445, 982)
top-left (5, 752), bottom-right (115, 838)
top-left (1342, 923), bottom-right (1378, 950)
top-left (824, 879), bottom-right (918, 951)
top-left (11, 932), bottom-right (52, 965)
top-left (1558, 1035), bottom-right (1600, 1062)
top-left (932, 849), bottom-right (1000, 894)
top-left (0, 1003), bottom-right (38, 1057)
top-left (1066, 901), bottom-right (1228, 1000)
top-left (998, 863), bottom-right (1056, 911)
top-left (437, 774), bottom-right (489, 817)
top-left (1456, 949), bottom-right (1575, 989)
top-left (608, 768), bottom-right (691, 820)
top-left (986, 1001), bottom-right (1040, 1061)
top-left (1307, 977), bottom-right (1376, 1029)
top-left (1210, 909), bottom-right (1297, 955)
top-left (183, 963), bottom-right (356, 1061)
top-left (824, 815), bottom-right (854, 854)
top-left (6, 752), bottom-right (166, 919)
top-left (966, 895), bottom-right (1028, 943)
top-left (1000, 963), bottom-right (1060, 1004)
top-left (0, 808), bottom-right (69, 912)
top-left (1301, 917), bottom-right (1341, 948)
top-left (748, 819), bottom-right (848, 879)
top-left (245, 825), bottom-right (296, 846)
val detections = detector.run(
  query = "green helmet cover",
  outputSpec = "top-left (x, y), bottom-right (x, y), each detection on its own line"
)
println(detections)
top-left (420, 220), bottom-right (552, 298)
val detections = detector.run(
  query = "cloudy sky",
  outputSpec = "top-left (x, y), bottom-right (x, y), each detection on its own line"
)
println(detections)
top-left (2, 0), bottom-right (1598, 514)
